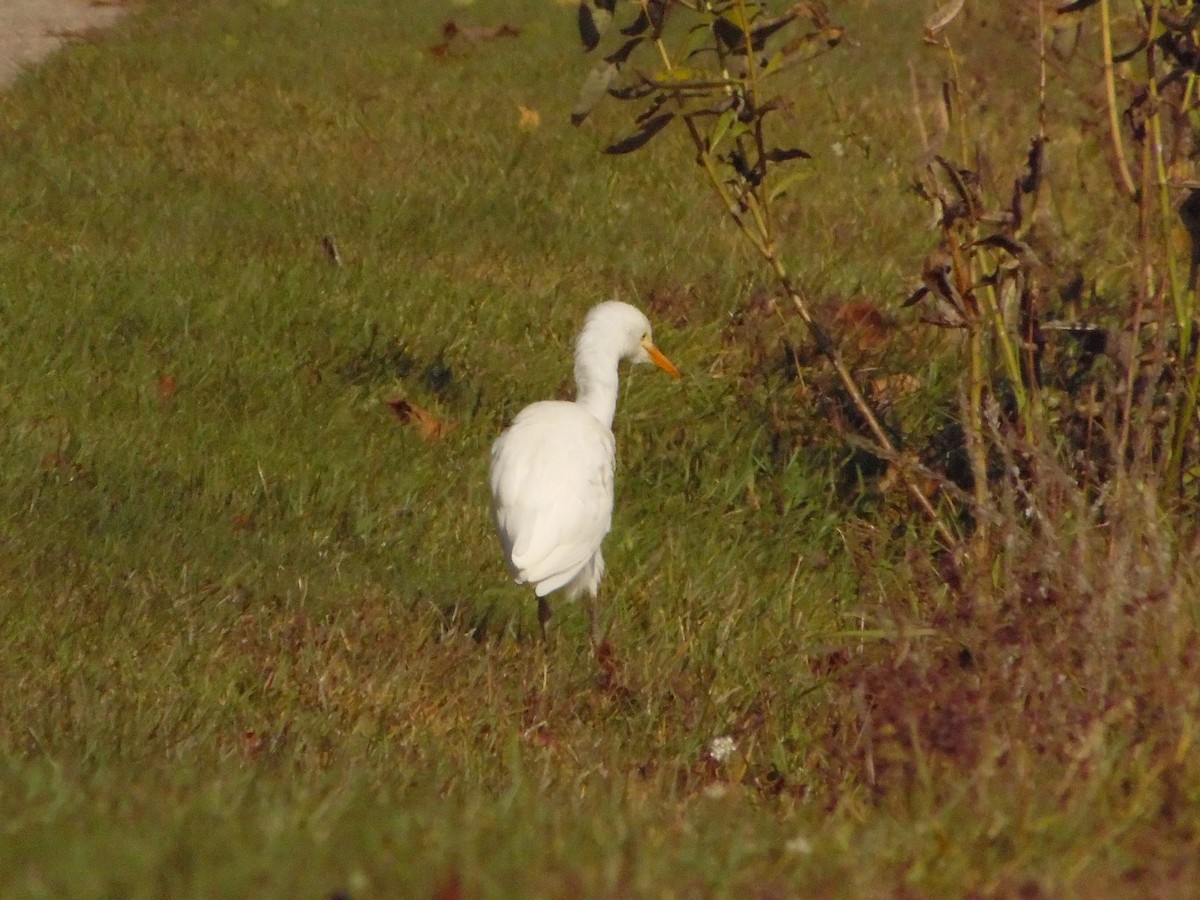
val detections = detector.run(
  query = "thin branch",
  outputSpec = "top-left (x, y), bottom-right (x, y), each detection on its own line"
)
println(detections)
top-left (1100, 0), bottom-right (1139, 197)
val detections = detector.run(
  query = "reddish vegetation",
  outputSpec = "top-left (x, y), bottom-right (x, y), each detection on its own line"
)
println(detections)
top-left (387, 397), bottom-right (457, 440)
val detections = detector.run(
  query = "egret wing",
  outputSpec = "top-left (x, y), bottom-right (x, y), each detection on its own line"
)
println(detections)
top-left (489, 402), bottom-right (615, 593)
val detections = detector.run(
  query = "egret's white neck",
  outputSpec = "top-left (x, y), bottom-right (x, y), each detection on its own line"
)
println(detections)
top-left (573, 329), bottom-right (621, 430)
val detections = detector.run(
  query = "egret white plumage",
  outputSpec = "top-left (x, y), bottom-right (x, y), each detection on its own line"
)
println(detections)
top-left (489, 301), bottom-right (680, 642)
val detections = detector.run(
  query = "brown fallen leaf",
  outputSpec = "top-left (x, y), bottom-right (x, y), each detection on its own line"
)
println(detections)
top-left (431, 871), bottom-right (464, 900)
top-left (241, 730), bottom-right (264, 758)
top-left (431, 20), bottom-right (520, 56)
top-left (832, 302), bottom-right (895, 351)
top-left (320, 235), bottom-right (342, 267)
top-left (453, 21), bottom-right (521, 42)
top-left (517, 104), bottom-right (541, 130)
top-left (871, 373), bottom-right (922, 407)
top-left (40, 452), bottom-right (87, 480)
top-left (156, 372), bottom-right (177, 401)
top-left (387, 398), bottom-right (457, 440)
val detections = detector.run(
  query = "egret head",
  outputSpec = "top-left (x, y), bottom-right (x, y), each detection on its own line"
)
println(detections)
top-left (581, 301), bottom-right (681, 378)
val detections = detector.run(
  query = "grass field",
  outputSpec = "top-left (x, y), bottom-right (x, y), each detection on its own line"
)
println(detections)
top-left (1, 1), bottom-right (1198, 897)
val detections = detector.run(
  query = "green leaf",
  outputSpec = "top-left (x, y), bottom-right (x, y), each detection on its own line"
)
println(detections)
top-left (708, 108), bottom-right (738, 152)
top-left (571, 61), bottom-right (618, 125)
top-left (768, 169), bottom-right (813, 202)
top-left (682, 23), bottom-right (714, 60)
top-left (604, 113), bottom-right (674, 154)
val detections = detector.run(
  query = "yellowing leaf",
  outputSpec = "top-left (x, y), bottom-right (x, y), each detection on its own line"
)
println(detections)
top-left (518, 104), bottom-right (541, 130)
top-left (653, 67), bottom-right (701, 82)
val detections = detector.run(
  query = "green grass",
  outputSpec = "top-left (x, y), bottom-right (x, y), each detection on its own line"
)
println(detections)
top-left (1, 1), bottom-right (1198, 897)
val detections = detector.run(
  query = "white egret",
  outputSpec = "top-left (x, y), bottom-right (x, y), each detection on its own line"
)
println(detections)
top-left (489, 300), bottom-right (681, 642)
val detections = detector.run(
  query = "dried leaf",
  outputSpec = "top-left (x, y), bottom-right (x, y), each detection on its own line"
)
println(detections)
top-left (40, 452), bottom-right (86, 480)
top-left (604, 113), bottom-right (674, 154)
top-left (1018, 136), bottom-right (1045, 194)
top-left (795, 0), bottom-right (832, 28)
top-left (633, 95), bottom-right (669, 126)
top-left (727, 147), bottom-right (761, 186)
top-left (432, 20), bottom-right (518, 54)
top-left (765, 147), bottom-right (811, 163)
top-left (605, 36), bottom-right (643, 65)
top-left (748, 9), bottom-right (801, 49)
top-left (571, 60), bottom-right (618, 125)
top-left (924, 0), bottom-right (965, 39)
top-left (517, 104), bottom-right (541, 130)
top-left (457, 23), bottom-right (520, 42)
top-left (871, 373), bottom-right (921, 406)
top-left (1056, 0), bottom-right (1099, 12)
top-left (973, 234), bottom-right (1042, 268)
top-left (902, 284), bottom-right (930, 308)
top-left (933, 155), bottom-right (981, 221)
top-left (646, 0), bottom-right (668, 34)
top-left (320, 235), bottom-right (342, 266)
top-left (1111, 38), bottom-right (1147, 64)
top-left (608, 80), bottom-right (656, 101)
top-left (620, 8), bottom-right (649, 36)
top-left (432, 872), bottom-right (465, 900)
top-left (388, 398), bottom-right (457, 440)
top-left (756, 95), bottom-right (793, 119)
top-left (578, 1), bottom-right (612, 52)
top-left (834, 302), bottom-right (896, 352)
top-left (1160, 6), bottom-right (1200, 31)
top-left (768, 25), bottom-right (844, 73)
top-left (241, 730), bottom-right (264, 757)
top-left (156, 372), bottom-right (177, 400)
top-left (712, 16), bottom-right (746, 51)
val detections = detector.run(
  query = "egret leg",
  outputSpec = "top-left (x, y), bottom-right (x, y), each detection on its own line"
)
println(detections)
top-left (583, 591), bottom-right (604, 654)
top-left (536, 595), bottom-right (552, 644)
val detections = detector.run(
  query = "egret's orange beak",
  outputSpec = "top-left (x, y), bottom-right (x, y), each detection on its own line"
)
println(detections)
top-left (642, 336), bottom-right (681, 379)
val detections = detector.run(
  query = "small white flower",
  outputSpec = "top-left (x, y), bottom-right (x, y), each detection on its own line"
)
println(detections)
top-left (708, 735), bottom-right (737, 762)
top-left (831, 141), bottom-right (845, 158)
top-left (785, 835), bottom-right (813, 855)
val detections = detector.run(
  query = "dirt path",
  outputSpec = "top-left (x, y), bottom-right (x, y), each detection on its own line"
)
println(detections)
top-left (0, 0), bottom-right (127, 88)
